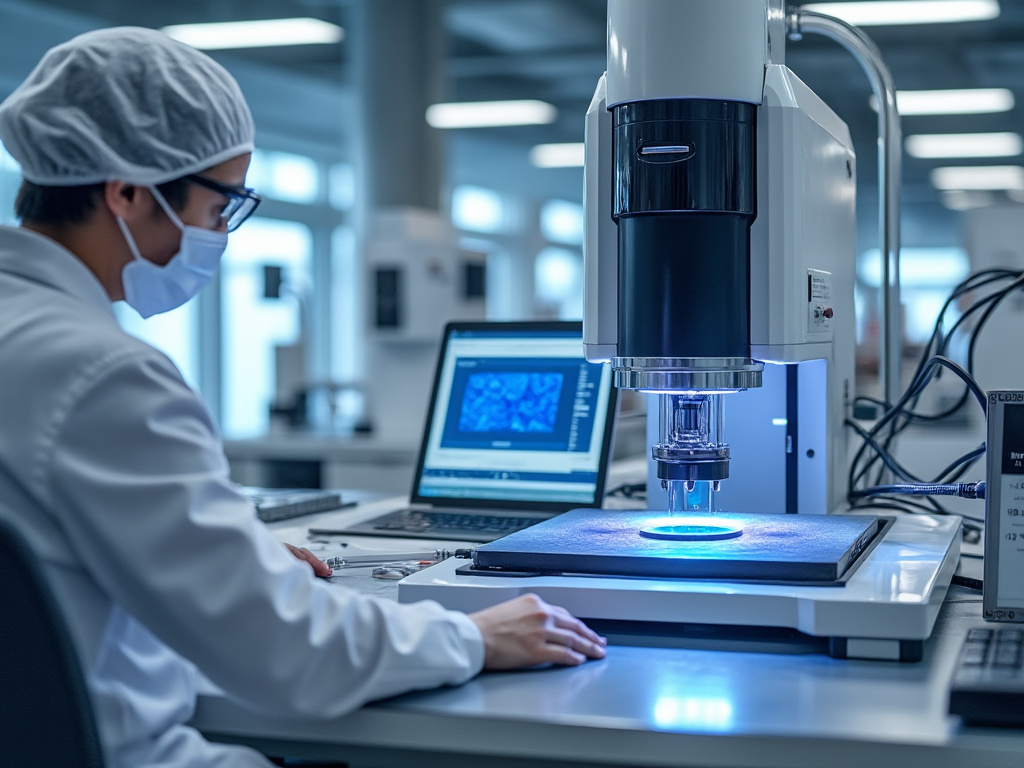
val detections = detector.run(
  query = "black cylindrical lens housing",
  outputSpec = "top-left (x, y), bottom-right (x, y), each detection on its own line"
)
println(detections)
top-left (613, 99), bottom-right (756, 360)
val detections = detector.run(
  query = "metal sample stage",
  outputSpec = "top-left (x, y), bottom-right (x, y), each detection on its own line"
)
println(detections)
top-left (398, 511), bottom-right (962, 661)
top-left (467, 509), bottom-right (884, 584)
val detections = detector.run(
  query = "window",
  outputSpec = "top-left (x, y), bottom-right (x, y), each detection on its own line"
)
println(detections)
top-left (0, 140), bottom-right (21, 226)
top-left (452, 185), bottom-right (504, 233)
top-left (219, 217), bottom-right (313, 439)
top-left (535, 246), bottom-right (583, 319)
top-left (329, 163), bottom-right (355, 211)
top-left (328, 225), bottom-right (367, 427)
top-left (536, 198), bottom-right (585, 320)
top-left (331, 225), bottom-right (361, 382)
top-left (247, 149), bottom-right (319, 205)
top-left (857, 247), bottom-right (970, 345)
top-left (115, 302), bottom-right (200, 390)
top-left (540, 199), bottom-right (584, 246)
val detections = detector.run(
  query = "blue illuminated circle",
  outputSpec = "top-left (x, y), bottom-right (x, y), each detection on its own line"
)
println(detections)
top-left (639, 523), bottom-right (743, 541)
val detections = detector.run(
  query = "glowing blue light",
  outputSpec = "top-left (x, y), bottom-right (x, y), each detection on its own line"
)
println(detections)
top-left (653, 695), bottom-right (735, 731)
top-left (771, 417), bottom-right (788, 426)
top-left (639, 515), bottom-right (744, 541)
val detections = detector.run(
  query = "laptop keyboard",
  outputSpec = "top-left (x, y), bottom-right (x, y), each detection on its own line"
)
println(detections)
top-left (363, 509), bottom-right (544, 541)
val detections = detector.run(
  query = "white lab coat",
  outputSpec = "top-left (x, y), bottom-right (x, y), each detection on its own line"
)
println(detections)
top-left (0, 225), bottom-right (484, 768)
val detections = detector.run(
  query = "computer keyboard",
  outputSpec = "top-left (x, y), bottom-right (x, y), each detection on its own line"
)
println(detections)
top-left (948, 626), bottom-right (1024, 727)
top-left (239, 487), bottom-right (344, 523)
top-left (355, 509), bottom-right (544, 543)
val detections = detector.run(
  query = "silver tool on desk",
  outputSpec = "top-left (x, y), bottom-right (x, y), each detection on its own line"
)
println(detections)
top-left (324, 549), bottom-right (454, 569)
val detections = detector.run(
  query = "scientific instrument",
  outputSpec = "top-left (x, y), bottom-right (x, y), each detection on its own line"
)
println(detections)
top-left (400, 0), bottom-right (960, 660)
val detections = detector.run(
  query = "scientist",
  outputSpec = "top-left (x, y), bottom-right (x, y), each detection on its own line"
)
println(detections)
top-left (0, 27), bottom-right (605, 768)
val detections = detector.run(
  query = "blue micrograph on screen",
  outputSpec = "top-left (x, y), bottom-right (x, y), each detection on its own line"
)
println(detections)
top-left (458, 372), bottom-right (563, 433)
top-left (439, 358), bottom-right (595, 451)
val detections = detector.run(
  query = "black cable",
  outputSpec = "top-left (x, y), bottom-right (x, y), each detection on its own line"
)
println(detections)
top-left (934, 444), bottom-right (985, 485)
top-left (915, 274), bottom-right (1024, 424)
top-left (849, 355), bottom-right (987, 493)
top-left (889, 270), bottom-right (1018, 423)
top-left (952, 574), bottom-right (983, 591)
top-left (844, 418), bottom-right (917, 482)
top-left (831, 269), bottom-right (1010, 556)
top-left (866, 356), bottom-right (986, 485)
top-left (903, 272), bottom-right (1024, 426)
top-left (849, 481), bottom-right (985, 502)
top-left (848, 269), bottom-right (1022, 495)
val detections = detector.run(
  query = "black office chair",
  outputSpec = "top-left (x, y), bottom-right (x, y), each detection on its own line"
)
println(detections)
top-left (0, 517), bottom-right (106, 768)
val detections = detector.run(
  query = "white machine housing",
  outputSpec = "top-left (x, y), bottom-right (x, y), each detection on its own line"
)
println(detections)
top-left (364, 207), bottom-right (485, 441)
top-left (660, 65), bottom-right (858, 516)
top-left (584, 0), bottom-right (855, 514)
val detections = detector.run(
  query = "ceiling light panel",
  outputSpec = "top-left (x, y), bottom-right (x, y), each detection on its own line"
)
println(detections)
top-left (870, 88), bottom-right (1015, 115)
top-left (940, 190), bottom-right (996, 210)
top-left (426, 100), bottom-right (557, 129)
top-left (530, 143), bottom-right (585, 168)
top-left (906, 132), bottom-right (1023, 158)
top-left (803, 1), bottom-right (999, 26)
top-left (162, 18), bottom-right (343, 50)
top-left (930, 165), bottom-right (1024, 190)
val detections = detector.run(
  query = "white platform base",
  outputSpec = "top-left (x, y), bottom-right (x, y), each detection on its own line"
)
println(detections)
top-left (398, 514), bottom-right (961, 661)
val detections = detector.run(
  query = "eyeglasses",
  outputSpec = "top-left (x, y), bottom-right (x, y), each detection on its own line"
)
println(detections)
top-left (184, 174), bottom-right (261, 232)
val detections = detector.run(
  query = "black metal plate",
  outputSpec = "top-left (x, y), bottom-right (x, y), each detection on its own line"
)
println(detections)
top-left (469, 510), bottom-right (890, 584)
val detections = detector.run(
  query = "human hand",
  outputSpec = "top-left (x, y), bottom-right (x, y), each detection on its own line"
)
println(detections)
top-left (284, 543), bottom-right (333, 578)
top-left (469, 593), bottom-right (607, 670)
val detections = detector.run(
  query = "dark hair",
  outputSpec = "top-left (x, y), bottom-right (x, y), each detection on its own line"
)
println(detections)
top-left (14, 177), bottom-right (191, 227)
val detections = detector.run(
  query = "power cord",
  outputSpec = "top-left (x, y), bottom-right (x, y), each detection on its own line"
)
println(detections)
top-left (844, 267), bottom-right (1020, 541)
top-left (952, 574), bottom-right (983, 591)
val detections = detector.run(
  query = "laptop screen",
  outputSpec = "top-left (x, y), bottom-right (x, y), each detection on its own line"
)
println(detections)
top-left (410, 322), bottom-right (617, 511)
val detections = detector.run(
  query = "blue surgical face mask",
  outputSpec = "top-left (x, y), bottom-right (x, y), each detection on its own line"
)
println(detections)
top-left (117, 187), bottom-right (228, 318)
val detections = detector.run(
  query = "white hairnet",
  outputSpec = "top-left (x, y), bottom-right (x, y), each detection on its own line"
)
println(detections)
top-left (0, 26), bottom-right (255, 186)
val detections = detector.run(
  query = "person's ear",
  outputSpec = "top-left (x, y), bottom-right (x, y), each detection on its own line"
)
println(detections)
top-left (103, 181), bottom-right (142, 220)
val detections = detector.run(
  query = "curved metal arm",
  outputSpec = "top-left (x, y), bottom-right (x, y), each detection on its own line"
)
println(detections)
top-left (788, 7), bottom-right (902, 409)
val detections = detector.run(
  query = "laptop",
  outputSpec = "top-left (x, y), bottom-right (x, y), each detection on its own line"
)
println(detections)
top-left (341, 320), bottom-right (618, 542)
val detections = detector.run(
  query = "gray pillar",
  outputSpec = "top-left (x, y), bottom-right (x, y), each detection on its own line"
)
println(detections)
top-left (349, 0), bottom-right (450, 445)
top-left (350, 0), bottom-right (446, 215)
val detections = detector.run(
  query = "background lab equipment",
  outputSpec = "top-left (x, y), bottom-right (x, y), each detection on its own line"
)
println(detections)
top-left (399, 0), bottom-right (961, 661)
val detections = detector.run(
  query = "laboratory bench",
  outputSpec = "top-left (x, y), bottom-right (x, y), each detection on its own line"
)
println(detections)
top-left (224, 434), bottom-right (419, 495)
top-left (189, 497), bottom-right (1024, 768)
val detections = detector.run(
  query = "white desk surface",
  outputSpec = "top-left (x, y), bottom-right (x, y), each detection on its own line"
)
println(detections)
top-left (190, 498), bottom-right (1024, 768)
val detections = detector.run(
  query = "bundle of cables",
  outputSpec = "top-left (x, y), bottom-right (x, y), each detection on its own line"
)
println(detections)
top-left (846, 267), bottom-right (1024, 543)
